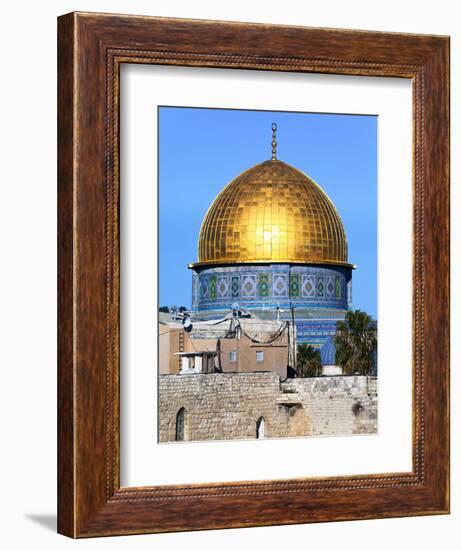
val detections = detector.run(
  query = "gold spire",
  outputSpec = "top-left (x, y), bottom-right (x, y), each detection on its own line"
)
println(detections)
top-left (271, 123), bottom-right (277, 160)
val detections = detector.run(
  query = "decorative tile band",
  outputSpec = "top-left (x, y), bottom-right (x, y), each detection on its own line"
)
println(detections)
top-left (191, 263), bottom-right (352, 313)
top-left (295, 319), bottom-right (341, 346)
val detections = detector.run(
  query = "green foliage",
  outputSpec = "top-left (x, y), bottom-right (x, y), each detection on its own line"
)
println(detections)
top-left (296, 344), bottom-right (322, 377)
top-left (334, 310), bottom-right (377, 375)
top-left (159, 306), bottom-right (170, 313)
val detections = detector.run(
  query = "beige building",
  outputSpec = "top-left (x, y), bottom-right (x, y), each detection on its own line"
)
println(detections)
top-left (159, 316), bottom-right (291, 378)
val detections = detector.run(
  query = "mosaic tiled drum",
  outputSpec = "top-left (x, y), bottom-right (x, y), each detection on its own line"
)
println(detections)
top-left (189, 127), bottom-right (354, 347)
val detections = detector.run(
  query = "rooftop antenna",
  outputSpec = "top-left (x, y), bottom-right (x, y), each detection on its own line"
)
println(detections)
top-left (271, 123), bottom-right (277, 160)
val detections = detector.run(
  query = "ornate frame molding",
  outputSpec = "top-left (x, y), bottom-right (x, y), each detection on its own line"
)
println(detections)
top-left (58, 12), bottom-right (449, 537)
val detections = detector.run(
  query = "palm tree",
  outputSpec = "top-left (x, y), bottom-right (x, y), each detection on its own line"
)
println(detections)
top-left (334, 310), bottom-right (377, 375)
top-left (296, 344), bottom-right (322, 377)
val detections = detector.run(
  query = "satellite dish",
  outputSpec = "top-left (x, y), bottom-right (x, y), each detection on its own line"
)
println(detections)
top-left (183, 315), bottom-right (193, 332)
top-left (231, 303), bottom-right (241, 317)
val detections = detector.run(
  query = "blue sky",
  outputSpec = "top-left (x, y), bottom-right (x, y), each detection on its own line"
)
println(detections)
top-left (159, 107), bottom-right (377, 318)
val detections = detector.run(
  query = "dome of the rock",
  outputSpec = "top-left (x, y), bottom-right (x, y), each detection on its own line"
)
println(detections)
top-left (195, 159), bottom-right (350, 268)
top-left (189, 124), bottom-right (354, 348)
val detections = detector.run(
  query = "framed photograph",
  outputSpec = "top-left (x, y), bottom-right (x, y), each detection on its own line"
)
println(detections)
top-left (58, 12), bottom-right (449, 537)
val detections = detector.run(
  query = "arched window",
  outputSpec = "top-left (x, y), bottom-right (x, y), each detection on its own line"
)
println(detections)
top-left (175, 407), bottom-right (186, 441)
top-left (256, 416), bottom-right (265, 439)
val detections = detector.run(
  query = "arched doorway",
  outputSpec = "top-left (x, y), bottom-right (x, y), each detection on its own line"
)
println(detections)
top-left (256, 416), bottom-right (265, 439)
top-left (175, 407), bottom-right (186, 441)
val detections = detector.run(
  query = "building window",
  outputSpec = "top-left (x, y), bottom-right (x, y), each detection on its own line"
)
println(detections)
top-left (256, 351), bottom-right (264, 363)
top-left (175, 407), bottom-right (186, 441)
top-left (229, 351), bottom-right (237, 363)
top-left (256, 417), bottom-right (265, 439)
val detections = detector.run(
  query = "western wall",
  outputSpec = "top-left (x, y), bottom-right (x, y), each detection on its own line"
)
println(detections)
top-left (158, 372), bottom-right (377, 442)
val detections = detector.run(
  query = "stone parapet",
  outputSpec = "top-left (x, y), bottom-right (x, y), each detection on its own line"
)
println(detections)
top-left (159, 372), bottom-right (377, 442)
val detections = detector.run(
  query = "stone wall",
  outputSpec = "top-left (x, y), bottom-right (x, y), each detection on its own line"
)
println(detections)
top-left (158, 372), bottom-right (377, 442)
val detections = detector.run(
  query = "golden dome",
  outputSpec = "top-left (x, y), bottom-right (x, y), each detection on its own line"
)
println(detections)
top-left (194, 159), bottom-right (350, 267)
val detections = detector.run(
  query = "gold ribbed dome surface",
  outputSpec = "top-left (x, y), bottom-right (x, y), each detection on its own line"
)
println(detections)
top-left (195, 159), bottom-right (349, 267)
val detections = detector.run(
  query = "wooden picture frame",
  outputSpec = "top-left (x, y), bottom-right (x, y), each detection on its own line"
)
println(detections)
top-left (57, 12), bottom-right (450, 537)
